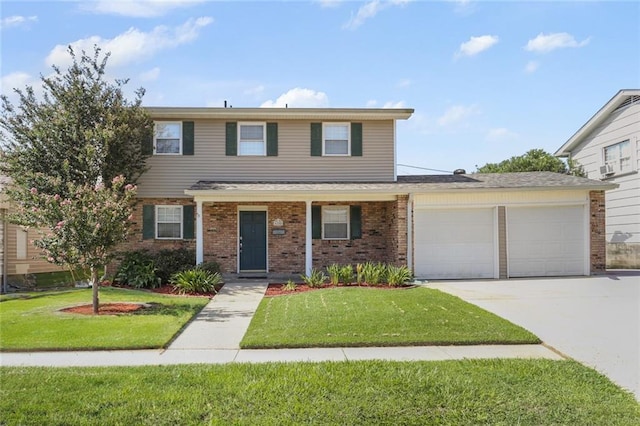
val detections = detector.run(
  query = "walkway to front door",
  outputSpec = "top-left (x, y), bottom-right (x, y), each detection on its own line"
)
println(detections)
top-left (239, 211), bottom-right (267, 271)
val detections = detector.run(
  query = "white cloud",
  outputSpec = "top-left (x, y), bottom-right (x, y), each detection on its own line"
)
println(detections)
top-left (383, 100), bottom-right (406, 108)
top-left (261, 88), bottom-right (329, 108)
top-left (0, 15), bottom-right (38, 30)
top-left (343, 0), bottom-right (410, 30)
top-left (396, 78), bottom-right (412, 88)
top-left (485, 127), bottom-right (518, 142)
top-left (139, 67), bottom-right (160, 82)
top-left (317, 0), bottom-right (343, 8)
top-left (524, 61), bottom-right (540, 74)
top-left (45, 17), bottom-right (213, 68)
top-left (81, 0), bottom-right (204, 18)
top-left (450, 0), bottom-right (474, 15)
top-left (366, 99), bottom-right (378, 107)
top-left (525, 32), bottom-right (591, 53)
top-left (0, 72), bottom-right (45, 105)
top-left (437, 104), bottom-right (479, 126)
top-left (456, 35), bottom-right (499, 57)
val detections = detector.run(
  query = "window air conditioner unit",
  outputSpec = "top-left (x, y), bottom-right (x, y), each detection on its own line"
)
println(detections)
top-left (600, 164), bottom-right (615, 176)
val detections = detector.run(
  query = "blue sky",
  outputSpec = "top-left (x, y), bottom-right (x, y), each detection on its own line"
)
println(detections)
top-left (2, 1), bottom-right (639, 174)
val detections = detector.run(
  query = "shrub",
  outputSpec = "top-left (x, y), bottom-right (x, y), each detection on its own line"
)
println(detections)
top-left (326, 264), bottom-right (341, 285)
top-left (339, 264), bottom-right (354, 285)
top-left (150, 248), bottom-right (196, 284)
top-left (197, 261), bottom-right (222, 275)
top-left (282, 279), bottom-right (297, 292)
top-left (170, 268), bottom-right (222, 295)
top-left (115, 251), bottom-right (160, 288)
top-left (362, 262), bottom-right (386, 286)
top-left (386, 265), bottom-right (413, 287)
top-left (356, 263), bottom-right (365, 285)
top-left (301, 269), bottom-right (327, 288)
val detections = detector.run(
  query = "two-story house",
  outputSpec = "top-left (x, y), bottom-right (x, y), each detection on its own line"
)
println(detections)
top-left (121, 106), bottom-right (615, 280)
top-left (555, 89), bottom-right (639, 269)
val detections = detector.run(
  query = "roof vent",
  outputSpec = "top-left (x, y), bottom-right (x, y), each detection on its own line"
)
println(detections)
top-left (453, 169), bottom-right (466, 175)
top-left (614, 95), bottom-right (640, 112)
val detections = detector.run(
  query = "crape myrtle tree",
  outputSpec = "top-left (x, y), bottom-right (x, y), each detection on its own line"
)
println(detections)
top-left (476, 148), bottom-right (585, 177)
top-left (0, 46), bottom-right (153, 313)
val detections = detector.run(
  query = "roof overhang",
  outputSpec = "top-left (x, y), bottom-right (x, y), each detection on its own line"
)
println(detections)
top-left (555, 89), bottom-right (640, 157)
top-left (145, 107), bottom-right (414, 121)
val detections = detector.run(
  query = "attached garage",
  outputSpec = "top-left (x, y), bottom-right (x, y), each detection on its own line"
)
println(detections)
top-left (507, 205), bottom-right (587, 277)
top-left (414, 208), bottom-right (496, 279)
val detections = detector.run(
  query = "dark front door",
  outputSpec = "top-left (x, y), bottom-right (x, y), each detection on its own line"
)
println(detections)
top-left (239, 211), bottom-right (267, 271)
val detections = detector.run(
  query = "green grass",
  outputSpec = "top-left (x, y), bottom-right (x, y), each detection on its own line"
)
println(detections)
top-left (0, 287), bottom-right (208, 350)
top-left (241, 287), bottom-right (540, 348)
top-left (1, 360), bottom-right (637, 425)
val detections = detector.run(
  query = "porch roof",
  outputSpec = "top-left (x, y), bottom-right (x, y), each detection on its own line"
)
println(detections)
top-left (184, 172), bottom-right (616, 201)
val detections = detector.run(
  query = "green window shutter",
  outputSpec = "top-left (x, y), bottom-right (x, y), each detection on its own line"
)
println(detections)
top-left (142, 132), bottom-right (153, 156)
top-left (312, 205), bottom-right (321, 239)
top-left (225, 122), bottom-right (237, 156)
top-left (266, 122), bottom-right (278, 156)
top-left (350, 205), bottom-right (362, 239)
top-left (142, 205), bottom-right (155, 240)
top-left (183, 205), bottom-right (195, 239)
top-left (310, 123), bottom-right (322, 156)
top-left (182, 121), bottom-right (194, 155)
top-left (351, 122), bottom-right (362, 157)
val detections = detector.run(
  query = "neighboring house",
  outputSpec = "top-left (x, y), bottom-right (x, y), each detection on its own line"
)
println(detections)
top-left (117, 106), bottom-right (615, 280)
top-left (0, 177), bottom-right (66, 290)
top-left (555, 89), bottom-right (640, 268)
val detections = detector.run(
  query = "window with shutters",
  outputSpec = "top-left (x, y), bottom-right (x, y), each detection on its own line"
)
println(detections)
top-left (322, 206), bottom-right (349, 239)
top-left (238, 122), bottom-right (266, 156)
top-left (323, 123), bottom-right (350, 156)
top-left (604, 140), bottom-right (632, 173)
top-left (154, 122), bottom-right (182, 155)
top-left (156, 206), bottom-right (182, 239)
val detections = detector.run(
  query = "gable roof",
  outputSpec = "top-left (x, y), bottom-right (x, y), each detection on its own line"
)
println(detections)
top-left (555, 89), bottom-right (640, 157)
top-left (146, 107), bottom-right (414, 121)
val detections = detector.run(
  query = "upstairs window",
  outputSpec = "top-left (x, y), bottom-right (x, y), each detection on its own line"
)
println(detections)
top-left (604, 140), bottom-right (631, 173)
top-left (238, 123), bottom-right (266, 156)
top-left (154, 122), bottom-right (182, 154)
top-left (323, 123), bottom-right (350, 156)
top-left (156, 206), bottom-right (182, 239)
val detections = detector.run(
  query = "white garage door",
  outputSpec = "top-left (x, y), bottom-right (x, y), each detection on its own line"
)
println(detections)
top-left (507, 205), bottom-right (586, 277)
top-left (414, 208), bottom-right (496, 279)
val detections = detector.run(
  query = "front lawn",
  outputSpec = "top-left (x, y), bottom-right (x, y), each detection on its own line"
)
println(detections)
top-left (0, 287), bottom-right (209, 351)
top-left (1, 360), bottom-right (637, 425)
top-left (241, 287), bottom-right (540, 348)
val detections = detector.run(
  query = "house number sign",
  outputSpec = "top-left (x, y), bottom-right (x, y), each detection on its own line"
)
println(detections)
top-left (272, 219), bottom-right (284, 227)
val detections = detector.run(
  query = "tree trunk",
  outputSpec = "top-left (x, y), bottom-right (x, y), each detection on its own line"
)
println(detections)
top-left (91, 266), bottom-right (99, 315)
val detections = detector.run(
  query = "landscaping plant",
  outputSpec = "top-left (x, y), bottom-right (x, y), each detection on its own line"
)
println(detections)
top-left (170, 268), bottom-right (222, 295)
top-left (386, 265), bottom-right (413, 287)
top-left (151, 248), bottom-right (196, 284)
top-left (115, 251), bottom-right (160, 289)
top-left (301, 269), bottom-right (327, 288)
top-left (282, 279), bottom-right (297, 292)
top-left (339, 264), bottom-right (355, 285)
top-left (362, 262), bottom-right (386, 285)
top-left (356, 263), bottom-right (365, 285)
top-left (326, 264), bottom-right (341, 285)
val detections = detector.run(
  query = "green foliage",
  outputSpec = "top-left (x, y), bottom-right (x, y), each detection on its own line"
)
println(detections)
top-left (301, 269), bottom-right (327, 288)
top-left (150, 248), bottom-right (196, 284)
top-left (326, 264), bottom-right (341, 285)
top-left (356, 263), bottom-right (365, 285)
top-left (115, 251), bottom-right (160, 289)
top-left (197, 261), bottom-right (222, 275)
top-left (339, 264), bottom-right (354, 285)
top-left (170, 268), bottom-right (222, 295)
top-left (361, 262), bottom-right (387, 285)
top-left (386, 265), bottom-right (413, 287)
top-left (282, 279), bottom-right (297, 292)
top-left (476, 149), bottom-right (586, 177)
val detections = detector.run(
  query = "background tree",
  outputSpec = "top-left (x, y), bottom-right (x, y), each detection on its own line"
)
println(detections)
top-left (0, 46), bottom-right (152, 313)
top-left (476, 148), bottom-right (586, 177)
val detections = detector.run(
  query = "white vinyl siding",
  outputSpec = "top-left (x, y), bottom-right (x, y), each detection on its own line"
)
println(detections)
top-left (323, 123), bottom-right (350, 156)
top-left (238, 123), bottom-right (266, 156)
top-left (322, 206), bottom-right (349, 239)
top-left (16, 228), bottom-right (27, 260)
top-left (156, 206), bottom-right (182, 239)
top-left (154, 122), bottom-right (182, 155)
top-left (137, 119), bottom-right (396, 197)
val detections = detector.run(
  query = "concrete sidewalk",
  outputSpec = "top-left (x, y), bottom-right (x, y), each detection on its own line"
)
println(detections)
top-left (0, 279), bottom-right (565, 367)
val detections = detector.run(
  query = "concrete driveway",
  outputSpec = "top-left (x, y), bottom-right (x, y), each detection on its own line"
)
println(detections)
top-left (429, 271), bottom-right (640, 400)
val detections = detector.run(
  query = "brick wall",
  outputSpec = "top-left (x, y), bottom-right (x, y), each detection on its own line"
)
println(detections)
top-left (589, 190), bottom-right (607, 274)
top-left (387, 195), bottom-right (408, 266)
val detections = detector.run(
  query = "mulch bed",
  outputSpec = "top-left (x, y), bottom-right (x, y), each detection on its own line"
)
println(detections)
top-left (265, 283), bottom-right (412, 297)
top-left (104, 282), bottom-right (222, 298)
top-left (60, 303), bottom-right (148, 316)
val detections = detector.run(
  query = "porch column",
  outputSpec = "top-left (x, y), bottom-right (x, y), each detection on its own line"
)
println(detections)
top-left (196, 200), bottom-right (204, 265)
top-left (305, 200), bottom-right (313, 276)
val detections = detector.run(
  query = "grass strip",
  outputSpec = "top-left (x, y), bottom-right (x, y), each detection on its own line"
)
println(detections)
top-left (242, 287), bottom-right (539, 348)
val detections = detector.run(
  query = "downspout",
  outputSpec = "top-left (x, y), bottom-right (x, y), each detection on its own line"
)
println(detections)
top-left (2, 209), bottom-right (7, 294)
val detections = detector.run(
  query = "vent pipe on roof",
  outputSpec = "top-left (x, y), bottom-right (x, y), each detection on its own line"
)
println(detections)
top-left (224, 100), bottom-right (227, 108)
top-left (453, 169), bottom-right (466, 175)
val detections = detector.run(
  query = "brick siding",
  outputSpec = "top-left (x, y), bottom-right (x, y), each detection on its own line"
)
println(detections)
top-left (589, 190), bottom-right (607, 274)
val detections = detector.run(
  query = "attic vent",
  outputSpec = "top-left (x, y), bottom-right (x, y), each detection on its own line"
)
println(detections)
top-left (614, 95), bottom-right (640, 112)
